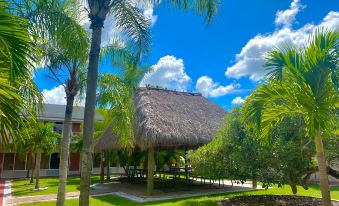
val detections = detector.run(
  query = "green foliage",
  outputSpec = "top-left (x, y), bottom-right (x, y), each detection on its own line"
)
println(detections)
top-left (0, 1), bottom-right (42, 144)
top-left (152, 0), bottom-right (220, 23)
top-left (97, 43), bottom-right (149, 149)
top-left (189, 108), bottom-right (321, 193)
top-left (189, 108), bottom-right (264, 181)
top-left (27, 121), bottom-right (60, 154)
top-left (244, 29), bottom-right (338, 139)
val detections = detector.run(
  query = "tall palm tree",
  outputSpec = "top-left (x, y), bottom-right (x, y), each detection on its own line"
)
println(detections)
top-left (244, 29), bottom-right (338, 206)
top-left (13, 0), bottom-right (89, 204)
top-left (0, 1), bottom-right (42, 144)
top-left (26, 121), bottom-right (60, 189)
top-left (80, 1), bottom-right (219, 203)
top-left (37, 2), bottom-right (90, 205)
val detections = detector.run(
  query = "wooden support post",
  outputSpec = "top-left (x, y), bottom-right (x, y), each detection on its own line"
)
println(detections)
top-left (106, 151), bottom-right (110, 181)
top-left (147, 147), bottom-right (154, 196)
top-left (100, 152), bottom-right (104, 184)
top-left (184, 146), bottom-right (189, 182)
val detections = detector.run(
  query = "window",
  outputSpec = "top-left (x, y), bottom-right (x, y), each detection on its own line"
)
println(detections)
top-left (50, 153), bottom-right (60, 169)
top-left (3, 153), bottom-right (15, 170)
top-left (14, 154), bottom-right (26, 170)
top-left (53, 122), bottom-right (63, 134)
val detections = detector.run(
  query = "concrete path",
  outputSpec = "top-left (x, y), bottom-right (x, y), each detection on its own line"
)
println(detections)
top-left (6, 188), bottom-right (257, 205)
top-left (5, 182), bottom-right (255, 205)
top-left (0, 180), bottom-right (4, 206)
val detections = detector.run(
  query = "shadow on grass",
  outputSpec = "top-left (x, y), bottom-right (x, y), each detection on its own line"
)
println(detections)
top-left (92, 195), bottom-right (218, 206)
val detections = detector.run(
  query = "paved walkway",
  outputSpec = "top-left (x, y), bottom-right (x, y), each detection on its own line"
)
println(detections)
top-left (0, 180), bottom-right (4, 206)
top-left (7, 188), bottom-right (257, 205)
top-left (7, 191), bottom-right (80, 205)
top-left (5, 181), bottom-right (255, 205)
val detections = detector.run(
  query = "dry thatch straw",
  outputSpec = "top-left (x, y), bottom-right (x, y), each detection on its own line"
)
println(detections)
top-left (95, 123), bottom-right (119, 151)
top-left (96, 87), bottom-right (227, 151)
top-left (135, 87), bottom-right (226, 149)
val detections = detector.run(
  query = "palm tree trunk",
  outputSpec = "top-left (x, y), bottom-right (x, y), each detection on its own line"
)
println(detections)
top-left (30, 154), bottom-right (36, 184)
top-left (26, 154), bottom-right (30, 178)
top-left (315, 131), bottom-right (331, 206)
top-left (57, 95), bottom-right (75, 206)
top-left (34, 151), bottom-right (42, 189)
top-left (79, 25), bottom-right (103, 206)
top-left (147, 147), bottom-right (154, 196)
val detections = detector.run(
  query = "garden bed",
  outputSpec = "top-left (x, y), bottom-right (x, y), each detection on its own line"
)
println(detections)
top-left (220, 195), bottom-right (339, 206)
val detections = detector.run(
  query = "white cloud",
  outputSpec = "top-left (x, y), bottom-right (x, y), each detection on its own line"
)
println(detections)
top-left (232, 96), bottom-right (246, 105)
top-left (195, 76), bottom-right (241, 98)
top-left (42, 85), bottom-right (85, 106)
top-left (140, 55), bottom-right (192, 91)
top-left (42, 85), bottom-right (66, 105)
top-left (225, 1), bottom-right (339, 81)
top-left (275, 0), bottom-right (305, 28)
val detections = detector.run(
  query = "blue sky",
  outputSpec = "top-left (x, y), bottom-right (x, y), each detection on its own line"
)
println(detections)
top-left (35, 0), bottom-right (339, 109)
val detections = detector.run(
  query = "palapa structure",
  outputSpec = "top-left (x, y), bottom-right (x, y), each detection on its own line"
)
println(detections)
top-left (96, 87), bottom-right (227, 195)
top-left (96, 123), bottom-right (119, 151)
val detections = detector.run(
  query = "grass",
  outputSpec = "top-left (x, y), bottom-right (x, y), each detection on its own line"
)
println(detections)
top-left (11, 176), bottom-right (100, 196)
top-left (19, 182), bottom-right (339, 206)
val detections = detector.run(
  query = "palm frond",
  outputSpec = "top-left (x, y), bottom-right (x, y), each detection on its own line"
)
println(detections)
top-left (111, 0), bottom-right (151, 57)
top-left (151, 0), bottom-right (219, 23)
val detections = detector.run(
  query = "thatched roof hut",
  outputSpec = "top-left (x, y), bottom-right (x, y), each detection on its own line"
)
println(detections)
top-left (135, 87), bottom-right (226, 149)
top-left (96, 87), bottom-right (227, 195)
top-left (95, 123), bottom-right (119, 151)
top-left (96, 87), bottom-right (226, 151)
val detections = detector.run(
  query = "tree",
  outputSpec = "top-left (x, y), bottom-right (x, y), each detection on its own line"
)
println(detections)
top-left (26, 121), bottom-right (60, 189)
top-left (0, 1), bottom-right (42, 144)
top-left (34, 1), bottom-right (90, 204)
top-left (244, 29), bottom-right (338, 206)
top-left (189, 107), bottom-right (266, 187)
top-left (80, 0), bottom-right (219, 202)
top-left (11, 0), bottom-right (89, 203)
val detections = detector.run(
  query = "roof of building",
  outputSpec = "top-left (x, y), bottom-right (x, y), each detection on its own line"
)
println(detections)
top-left (37, 104), bottom-right (104, 122)
top-left (96, 87), bottom-right (226, 150)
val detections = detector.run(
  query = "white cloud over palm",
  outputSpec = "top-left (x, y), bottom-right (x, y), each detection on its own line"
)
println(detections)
top-left (225, 0), bottom-right (339, 81)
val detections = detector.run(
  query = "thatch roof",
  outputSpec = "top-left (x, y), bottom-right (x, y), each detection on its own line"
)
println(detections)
top-left (96, 87), bottom-right (227, 151)
top-left (95, 123), bottom-right (119, 151)
top-left (135, 87), bottom-right (226, 149)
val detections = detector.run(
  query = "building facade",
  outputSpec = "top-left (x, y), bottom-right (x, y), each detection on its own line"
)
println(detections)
top-left (0, 104), bottom-right (123, 179)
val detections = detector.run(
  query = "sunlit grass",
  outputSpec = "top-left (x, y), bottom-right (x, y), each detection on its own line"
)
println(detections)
top-left (12, 176), bottom-right (101, 196)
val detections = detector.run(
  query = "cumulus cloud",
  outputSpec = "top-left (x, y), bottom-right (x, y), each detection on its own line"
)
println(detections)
top-left (232, 96), bottom-right (246, 105)
top-left (195, 76), bottom-right (241, 98)
top-left (275, 0), bottom-right (305, 28)
top-left (42, 85), bottom-right (85, 106)
top-left (42, 85), bottom-right (66, 105)
top-left (225, 1), bottom-right (339, 81)
top-left (140, 55), bottom-right (192, 91)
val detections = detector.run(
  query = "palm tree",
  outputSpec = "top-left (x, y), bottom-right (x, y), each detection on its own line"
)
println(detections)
top-left (244, 29), bottom-right (338, 206)
top-left (0, 1), bottom-right (42, 144)
top-left (12, 0), bottom-right (89, 203)
top-left (80, 1), bottom-right (219, 203)
top-left (26, 121), bottom-right (60, 189)
top-left (36, 2), bottom-right (89, 205)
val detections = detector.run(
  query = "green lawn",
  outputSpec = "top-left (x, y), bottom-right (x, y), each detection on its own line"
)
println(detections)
top-left (20, 184), bottom-right (339, 206)
top-left (12, 176), bottom-right (101, 196)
